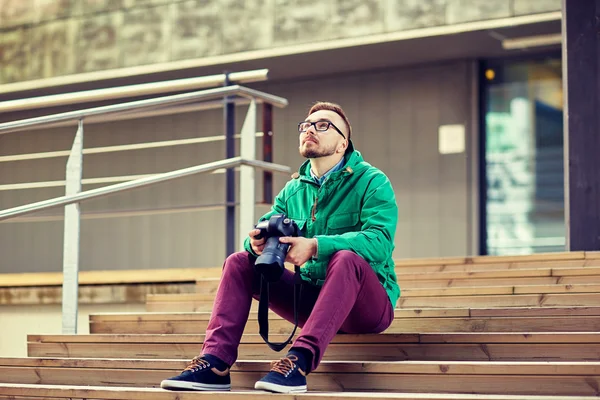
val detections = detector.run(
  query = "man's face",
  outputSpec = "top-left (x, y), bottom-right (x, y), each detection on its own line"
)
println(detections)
top-left (298, 110), bottom-right (347, 159)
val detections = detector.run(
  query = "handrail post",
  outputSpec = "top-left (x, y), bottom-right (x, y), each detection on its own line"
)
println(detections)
top-left (223, 73), bottom-right (236, 257)
top-left (62, 119), bottom-right (84, 334)
top-left (262, 103), bottom-right (274, 203)
top-left (239, 101), bottom-right (256, 251)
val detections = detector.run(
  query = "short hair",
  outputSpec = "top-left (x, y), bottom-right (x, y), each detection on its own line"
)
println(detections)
top-left (307, 102), bottom-right (352, 141)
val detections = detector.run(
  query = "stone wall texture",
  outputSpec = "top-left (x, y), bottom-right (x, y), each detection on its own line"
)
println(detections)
top-left (0, 0), bottom-right (561, 84)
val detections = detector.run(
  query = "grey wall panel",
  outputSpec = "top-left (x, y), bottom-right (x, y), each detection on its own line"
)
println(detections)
top-left (0, 61), bottom-right (475, 273)
top-left (438, 63), bottom-right (470, 257)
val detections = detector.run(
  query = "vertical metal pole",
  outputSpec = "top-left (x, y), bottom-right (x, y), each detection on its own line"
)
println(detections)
top-left (239, 101), bottom-right (256, 251)
top-left (224, 73), bottom-right (236, 256)
top-left (62, 119), bottom-right (84, 334)
top-left (262, 103), bottom-right (273, 203)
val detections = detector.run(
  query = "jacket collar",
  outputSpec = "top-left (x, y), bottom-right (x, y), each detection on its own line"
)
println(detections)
top-left (293, 140), bottom-right (366, 181)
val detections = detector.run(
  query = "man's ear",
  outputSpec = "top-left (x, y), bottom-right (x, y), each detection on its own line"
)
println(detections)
top-left (337, 140), bottom-right (348, 153)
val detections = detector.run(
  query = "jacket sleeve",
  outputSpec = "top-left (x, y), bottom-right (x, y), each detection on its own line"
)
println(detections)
top-left (243, 188), bottom-right (288, 256)
top-left (314, 173), bottom-right (398, 265)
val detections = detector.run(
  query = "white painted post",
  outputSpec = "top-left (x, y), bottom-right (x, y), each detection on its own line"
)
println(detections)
top-left (239, 101), bottom-right (256, 250)
top-left (62, 119), bottom-right (84, 334)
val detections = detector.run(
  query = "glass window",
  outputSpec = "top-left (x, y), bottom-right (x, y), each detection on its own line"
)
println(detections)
top-left (482, 56), bottom-right (564, 255)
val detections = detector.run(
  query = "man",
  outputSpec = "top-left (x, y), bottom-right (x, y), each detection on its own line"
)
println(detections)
top-left (160, 102), bottom-right (399, 393)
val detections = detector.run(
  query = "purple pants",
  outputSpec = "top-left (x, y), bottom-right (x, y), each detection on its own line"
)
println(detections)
top-left (201, 250), bottom-right (394, 372)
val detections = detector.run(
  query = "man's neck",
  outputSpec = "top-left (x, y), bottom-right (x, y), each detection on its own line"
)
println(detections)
top-left (310, 154), bottom-right (344, 178)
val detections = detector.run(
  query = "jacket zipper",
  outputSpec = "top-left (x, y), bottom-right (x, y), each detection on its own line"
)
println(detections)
top-left (311, 196), bottom-right (318, 221)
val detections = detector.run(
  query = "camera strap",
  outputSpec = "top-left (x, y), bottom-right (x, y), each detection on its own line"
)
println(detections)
top-left (258, 265), bottom-right (302, 352)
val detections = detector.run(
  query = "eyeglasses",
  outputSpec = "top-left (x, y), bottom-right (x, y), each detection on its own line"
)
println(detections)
top-left (297, 120), bottom-right (346, 139)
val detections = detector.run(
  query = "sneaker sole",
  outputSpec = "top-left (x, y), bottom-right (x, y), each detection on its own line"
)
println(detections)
top-left (254, 381), bottom-right (307, 394)
top-left (160, 379), bottom-right (231, 391)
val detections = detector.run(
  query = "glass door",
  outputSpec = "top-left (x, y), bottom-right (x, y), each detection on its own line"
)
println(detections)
top-left (482, 55), bottom-right (564, 255)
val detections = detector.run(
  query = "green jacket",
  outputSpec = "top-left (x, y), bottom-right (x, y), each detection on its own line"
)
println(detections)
top-left (244, 141), bottom-right (400, 307)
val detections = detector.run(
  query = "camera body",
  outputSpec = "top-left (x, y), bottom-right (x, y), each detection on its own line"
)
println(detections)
top-left (254, 214), bottom-right (301, 282)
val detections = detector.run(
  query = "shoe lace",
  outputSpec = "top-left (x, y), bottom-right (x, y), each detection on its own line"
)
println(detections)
top-left (183, 356), bottom-right (210, 372)
top-left (270, 355), bottom-right (297, 376)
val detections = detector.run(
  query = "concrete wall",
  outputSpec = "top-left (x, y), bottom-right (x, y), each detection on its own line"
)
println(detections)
top-left (0, 303), bottom-right (146, 357)
top-left (0, 60), bottom-right (476, 273)
top-left (0, 0), bottom-right (560, 84)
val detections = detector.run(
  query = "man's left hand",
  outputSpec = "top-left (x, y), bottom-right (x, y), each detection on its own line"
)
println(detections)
top-left (279, 236), bottom-right (317, 265)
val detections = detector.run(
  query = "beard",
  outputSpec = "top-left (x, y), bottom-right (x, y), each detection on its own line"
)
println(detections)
top-left (300, 142), bottom-right (337, 158)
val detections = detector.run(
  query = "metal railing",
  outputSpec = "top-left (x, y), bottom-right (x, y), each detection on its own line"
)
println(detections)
top-left (0, 71), bottom-right (290, 334)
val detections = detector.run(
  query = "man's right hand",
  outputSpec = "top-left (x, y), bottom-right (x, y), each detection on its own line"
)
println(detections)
top-left (249, 229), bottom-right (265, 255)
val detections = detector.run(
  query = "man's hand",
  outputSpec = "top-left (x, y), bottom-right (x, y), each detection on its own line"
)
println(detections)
top-left (279, 236), bottom-right (317, 266)
top-left (249, 229), bottom-right (265, 255)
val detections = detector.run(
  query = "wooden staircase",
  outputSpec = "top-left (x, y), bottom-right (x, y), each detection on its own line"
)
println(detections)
top-left (2, 251), bottom-right (600, 399)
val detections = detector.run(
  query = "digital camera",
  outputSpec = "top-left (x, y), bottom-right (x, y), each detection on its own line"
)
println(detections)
top-left (253, 214), bottom-right (301, 282)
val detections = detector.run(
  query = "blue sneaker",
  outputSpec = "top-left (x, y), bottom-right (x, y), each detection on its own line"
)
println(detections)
top-left (160, 356), bottom-right (231, 391)
top-left (254, 355), bottom-right (307, 393)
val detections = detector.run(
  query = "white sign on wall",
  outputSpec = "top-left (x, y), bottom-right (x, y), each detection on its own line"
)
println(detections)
top-left (438, 124), bottom-right (465, 154)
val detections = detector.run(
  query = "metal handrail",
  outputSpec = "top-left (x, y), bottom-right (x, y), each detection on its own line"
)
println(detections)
top-left (0, 69), bottom-right (269, 113)
top-left (0, 157), bottom-right (291, 222)
top-left (0, 77), bottom-right (289, 334)
top-left (0, 85), bottom-right (288, 134)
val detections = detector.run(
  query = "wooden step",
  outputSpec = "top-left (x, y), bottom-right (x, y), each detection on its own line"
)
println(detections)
top-left (393, 252), bottom-right (590, 267)
top-left (29, 325), bottom-right (600, 359)
top-left (396, 267), bottom-right (600, 281)
top-left (2, 383), bottom-right (599, 400)
top-left (155, 283), bottom-right (600, 300)
top-left (30, 332), bottom-right (600, 361)
top-left (149, 291), bottom-right (600, 313)
top-left (90, 306), bottom-right (600, 335)
top-left (396, 259), bottom-right (600, 274)
top-left (1, 358), bottom-right (600, 396)
top-left (147, 280), bottom-right (600, 312)
top-left (396, 293), bottom-right (600, 308)
top-left (193, 275), bottom-right (600, 292)
top-left (403, 283), bottom-right (600, 297)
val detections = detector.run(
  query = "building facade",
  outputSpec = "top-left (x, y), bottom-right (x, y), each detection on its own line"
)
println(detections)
top-left (0, 0), bottom-right (563, 273)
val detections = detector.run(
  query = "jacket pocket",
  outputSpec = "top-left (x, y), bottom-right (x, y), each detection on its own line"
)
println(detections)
top-left (289, 218), bottom-right (307, 236)
top-left (326, 211), bottom-right (359, 234)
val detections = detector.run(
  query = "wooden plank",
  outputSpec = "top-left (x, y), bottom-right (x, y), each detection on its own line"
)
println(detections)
top-left (396, 269), bottom-right (553, 280)
top-left (401, 286), bottom-right (514, 297)
top-left (397, 264), bottom-right (600, 278)
top-left (470, 306), bottom-right (600, 317)
top-left (393, 257), bottom-right (468, 267)
top-left (418, 332), bottom-right (600, 344)
top-left (28, 333), bottom-right (420, 345)
top-left (0, 283), bottom-right (196, 305)
top-left (586, 252), bottom-right (600, 259)
top-left (404, 277), bottom-right (561, 288)
top-left (145, 302), bottom-right (215, 312)
top-left (393, 252), bottom-right (584, 268)
top-left (469, 252), bottom-right (586, 264)
top-left (146, 293), bottom-right (216, 302)
top-left (5, 357), bottom-right (600, 375)
top-left (514, 284), bottom-right (600, 294)
top-left (404, 283), bottom-right (600, 297)
top-left (395, 259), bottom-right (599, 273)
top-left (397, 293), bottom-right (600, 309)
top-left (195, 278), bottom-right (220, 294)
top-left (89, 309), bottom-right (466, 323)
top-left (389, 316), bottom-right (600, 333)
top-left (93, 310), bottom-right (477, 335)
top-left (0, 267), bottom-right (223, 288)
top-left (193, 277), bottom-right (583, 292)
top-left (553, 267), bottom-right (600, 276)
top-left (2, 383), bottom-right (599, 400)
top-left (3, 357), bottom-right (600, 398)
